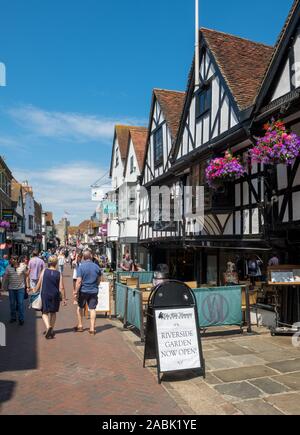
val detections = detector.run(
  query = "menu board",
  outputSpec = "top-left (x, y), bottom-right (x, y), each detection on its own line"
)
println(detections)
top-left (271, 271), bottom-right (294, 283)
top-left (270, 268), bottom-right (300, 284)
top-left (89, 282), bottom-right (111, 313)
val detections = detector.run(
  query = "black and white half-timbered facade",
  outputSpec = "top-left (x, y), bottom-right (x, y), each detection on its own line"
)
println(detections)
top-left (139, 28), bottom-right (275, 283)
top-left (139, 89), bottom-right (188, 273)
top-left (137, 1), bottom-right (300, 287)
top-left (251, 0), bottom-right (300, 262)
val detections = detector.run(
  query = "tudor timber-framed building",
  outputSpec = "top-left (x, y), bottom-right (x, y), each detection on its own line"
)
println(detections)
top-left (138, 0), bottom-right (300, 285)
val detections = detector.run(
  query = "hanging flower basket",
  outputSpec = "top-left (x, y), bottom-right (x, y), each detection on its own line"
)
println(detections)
top-left (0, 221), bottom-right (10, 230)
top-left (205, 150), bottom-right (246, 189)
top-left (249, 119), bottom-right (300, 165)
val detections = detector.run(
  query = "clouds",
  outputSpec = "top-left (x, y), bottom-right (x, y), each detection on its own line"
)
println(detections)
top-left (7, 105), bottom-right (146, 143)
top-left (14, 162), bottom-right (111, 224)
top-left (3, 103), bottom-right (146, 224)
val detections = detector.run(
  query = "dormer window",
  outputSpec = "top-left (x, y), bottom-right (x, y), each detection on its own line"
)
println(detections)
top-left (196, 84), bottom-right (212, 118)
top-left (154, 127), bottom-right (163, 167)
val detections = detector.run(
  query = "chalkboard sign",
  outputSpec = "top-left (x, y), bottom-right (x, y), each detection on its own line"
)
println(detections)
top-left (143, 281), bottom-right (205, 384)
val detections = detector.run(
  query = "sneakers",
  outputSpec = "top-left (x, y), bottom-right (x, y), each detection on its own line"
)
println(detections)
top-left (19, 320), bottom-right (24, 326)
top-left (45, 327), bottom-right (53, 339)
top-left (9, 319), bottom-right (16, 324)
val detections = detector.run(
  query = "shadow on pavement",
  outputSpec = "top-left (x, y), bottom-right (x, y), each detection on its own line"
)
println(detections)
top-left (0, 294), bottom-right (38, 373)
top-left (54, 324), bottom-right (115, 335)
top-left (162, 370), bottom-right (203, 383)
top-left (0, 380), bottom-right (16, 406)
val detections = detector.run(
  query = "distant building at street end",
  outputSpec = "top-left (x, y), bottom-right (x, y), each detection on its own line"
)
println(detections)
top-left (55, 217), bottom-right (70, 247)
top-left (42, 211), bottom-right (56, 250)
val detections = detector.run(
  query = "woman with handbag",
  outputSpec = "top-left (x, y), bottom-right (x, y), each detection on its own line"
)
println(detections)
top-left (3, 256), bottom-right (29, 325)
top-left (34, 255), bottom-right (67, 339)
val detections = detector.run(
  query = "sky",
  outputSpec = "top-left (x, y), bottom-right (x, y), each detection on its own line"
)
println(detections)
top-left (0, 0), bottom-right (295, 225)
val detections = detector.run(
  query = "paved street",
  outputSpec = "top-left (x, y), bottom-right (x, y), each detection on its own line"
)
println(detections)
top-left (1, 267), bottom-right (300, 415)
top-left (0, 268), bottom-right (182, 415)
top-left (119, 323), bottom-right (300, 415)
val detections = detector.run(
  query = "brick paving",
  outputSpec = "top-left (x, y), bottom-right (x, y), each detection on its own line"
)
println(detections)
top-left (1, 268), bottom-right (300, 415)
top-left (0, 268), bottom-right (183, 415)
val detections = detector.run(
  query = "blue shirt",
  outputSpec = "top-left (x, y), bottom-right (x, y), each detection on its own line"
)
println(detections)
top-left (0, 259), bottom-right (9, 277)
top-left (77, 260), bottom-right (101, 294)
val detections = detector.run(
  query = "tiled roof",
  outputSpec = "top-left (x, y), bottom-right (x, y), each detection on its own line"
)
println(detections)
top-left (115, 125), bottom-right (131, 160)
top-left (45, 212), bottom-right (53, 224)
top-left (68, 226), bottom-right (79, 235)
top-left (110, 125), bottom-right (146, 177)
top-left (154, 89), bottom-right (186, 141)
top-left (201, 28), bottom-right (274, 110)
top-left (128, 127), bottom-right (148, 172)
top-left (11, 179), bottom-right (22, 203)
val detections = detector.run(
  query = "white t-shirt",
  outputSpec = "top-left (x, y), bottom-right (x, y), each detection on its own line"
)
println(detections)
top-left (58, 256), bottom-right (65, 266)
top-left (73, 263), bottom-right (81, 280)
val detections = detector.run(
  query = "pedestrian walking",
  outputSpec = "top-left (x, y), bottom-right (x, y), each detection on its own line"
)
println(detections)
top-left (0, 255), bottom-right (9, 299)
top-left (74, 250), bottom-right (102, 335)
top-left (58, 252), bottom-right (66, 275)
top-left (34, 255), bottom-right (67, 339)
top-left (72, 252), bottom-right (82, 304)
top-left (3, 256), bottom-right (29, 325)
top-left (28, 250), bottom-right (45, 290)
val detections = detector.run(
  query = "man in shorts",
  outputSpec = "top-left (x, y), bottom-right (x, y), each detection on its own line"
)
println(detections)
top-left (28, 250), bottom-right (45, 289)
top-left (74, 250), bottom-right (102, 335)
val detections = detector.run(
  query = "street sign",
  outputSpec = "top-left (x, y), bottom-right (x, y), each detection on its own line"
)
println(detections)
top-left (143, 280), bottom-right (205, 384)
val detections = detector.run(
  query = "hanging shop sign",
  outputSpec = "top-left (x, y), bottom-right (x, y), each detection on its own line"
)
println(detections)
top-left (99, 224), bottom-right (108, 237)
top-left (143, 280), bottom-right (205, 384)
top-left (1, 209), bottom-right (14, 221)
top-left (91, 188), bottom-right (104, 202)
top-left (102, 201), bottom-right (117, 215)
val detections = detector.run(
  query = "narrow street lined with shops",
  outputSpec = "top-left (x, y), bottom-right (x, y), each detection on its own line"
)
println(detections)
top-left (0, 267), bottom-right (182, 415)
top-left (0, 266), bottom-right (300, 415)
top-left (1, 0), bottom-right (300, 419)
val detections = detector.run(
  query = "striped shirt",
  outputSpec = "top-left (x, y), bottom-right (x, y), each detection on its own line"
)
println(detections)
top-left (5, 264), bottom-right (27, 290)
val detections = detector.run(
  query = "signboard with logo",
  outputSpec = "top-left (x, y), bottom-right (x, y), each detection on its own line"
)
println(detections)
top-left (155, 308), bottom-right (201, 373)
top-left (143, 281), bottom-right (205, 384)
top-left (193, 287), bottom-right (242, 328)
top-left (102, 201), bottom-right (117, 215)
top-left (99, 224), bottom-right (108, 237)
top-left (91, 188), bottom-right (104, 202)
